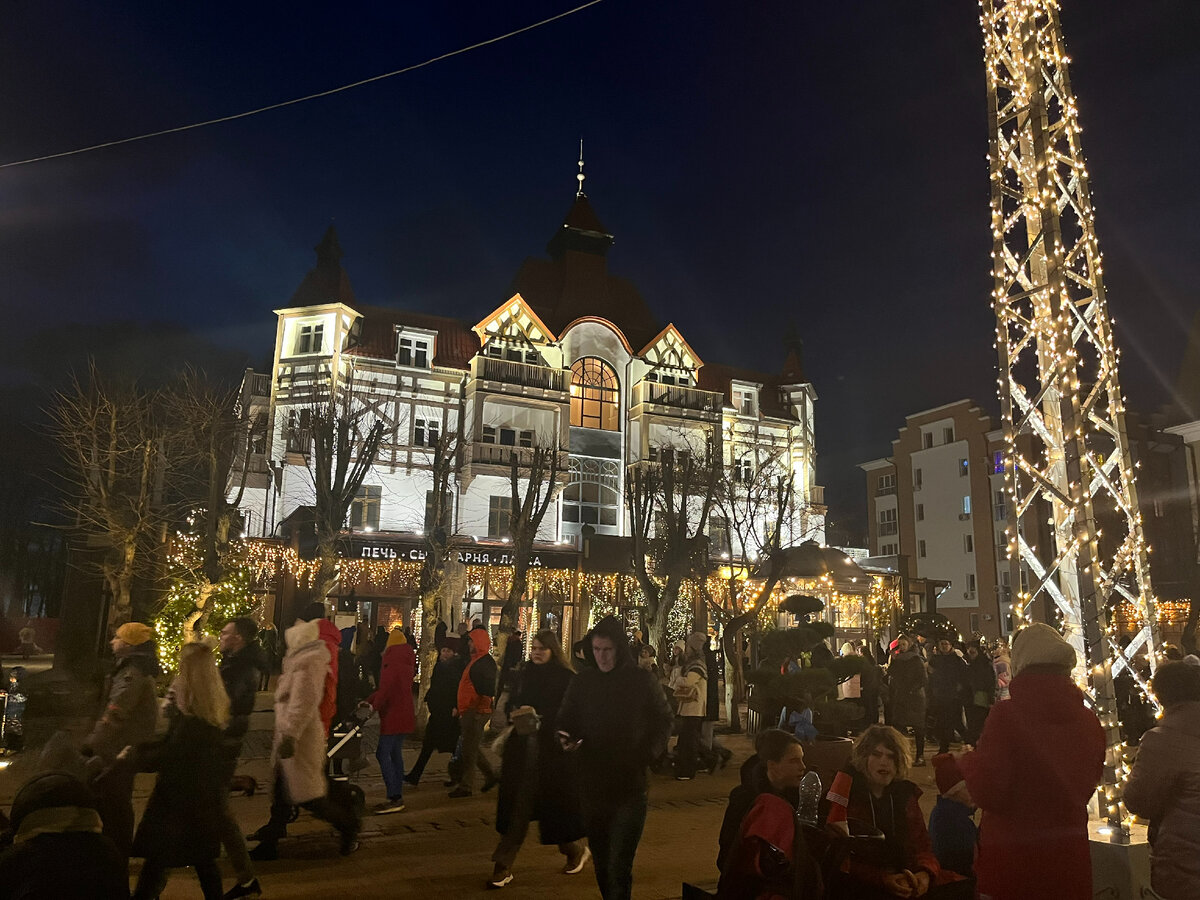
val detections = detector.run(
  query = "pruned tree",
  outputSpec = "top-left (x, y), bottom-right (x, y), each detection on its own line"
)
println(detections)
top-left (706, 446), bottom-right (797, 729)
top-left (307, 387), bottom-right (386, 606)
top-left (415, 426), bottom-right (461, 731)
top-left (495, 439), bottom-right (566, 663)
top-left (48, 364), bottom-right (164, 627)
top-left (627, 440), bottom-right (721, 656)
top-left (159, 369), bottom-right (264, 633)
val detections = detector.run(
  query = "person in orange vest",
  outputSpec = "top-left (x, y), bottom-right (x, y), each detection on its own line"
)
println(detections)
top-left (449, 625), bottom-right (499, 798)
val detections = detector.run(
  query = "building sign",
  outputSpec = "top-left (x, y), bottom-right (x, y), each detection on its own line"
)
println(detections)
top-left (345, 538), bottom-right (576, 570)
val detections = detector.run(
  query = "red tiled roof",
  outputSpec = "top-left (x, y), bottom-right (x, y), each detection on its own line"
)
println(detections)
top-left (344, 303), bottom-right (479, 369)
top-left (697, 362), bottom-right (802, 420)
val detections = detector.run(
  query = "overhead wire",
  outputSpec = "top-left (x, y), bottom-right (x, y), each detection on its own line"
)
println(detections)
top-left (0, 0), bottom-right (604, 170)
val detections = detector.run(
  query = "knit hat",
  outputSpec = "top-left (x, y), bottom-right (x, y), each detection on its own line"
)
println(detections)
top-left (1011, 623), bottom-right (1076, 675)
top-left (115, 622), bottom-right (154, 646)
top-left (386, 628), bottom-right (407, 648)
top-left (932, 753), bottom-right (965, 796)
top-left (686, 632), bottom-right (708, 653)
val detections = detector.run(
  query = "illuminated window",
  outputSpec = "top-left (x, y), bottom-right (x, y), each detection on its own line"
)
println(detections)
top-left (570, 357), bottom-right (619, 430)
top-left (296, 323), bottom-right (324, 354)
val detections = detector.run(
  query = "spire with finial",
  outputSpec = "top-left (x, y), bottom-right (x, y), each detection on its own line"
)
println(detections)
top-left (576, 138), bottom-right (586, 198)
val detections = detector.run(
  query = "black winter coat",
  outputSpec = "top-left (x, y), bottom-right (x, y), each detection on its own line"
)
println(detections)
top-left (557, 656), bottom-right (673, 802)
top-left (130, 715), bottom-right (227, 867)
top-left (424, 656), bottom-right (464, 753)
top-left (220, 644), bottom-right (263, 746)
top-left (0, 831), bottom-right (128, 900)
top-left (887, 650), bottom-right (928, 727)
top-left (928, 653), bottom-right (968, 703)
top-left (705, 645), bottom-right (722, 722)
top-left (495, 662), bottom-right (584, 844)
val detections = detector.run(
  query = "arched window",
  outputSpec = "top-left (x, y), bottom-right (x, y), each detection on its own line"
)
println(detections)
top-left (570, 357), bottom-right (620, 430)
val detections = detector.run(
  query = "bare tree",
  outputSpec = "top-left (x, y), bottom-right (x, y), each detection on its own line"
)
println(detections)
top-left (627, 441), bottom-right (721, 656)
top-left (306, 388), bottom-right (386, 605)
top-left (159, 370), bottom-right (264, 632)
top-left (48, 364), bottom-right (164, 627)
top-left (707, 446), bottom-right (797, 729)
top-left (415, 426), bottom-right (461, 731)
top-left (494, 440), bottom-right (566, 663)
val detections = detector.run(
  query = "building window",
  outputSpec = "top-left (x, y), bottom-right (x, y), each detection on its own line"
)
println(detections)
top-left (1000, 570), bottom-right (1010, 588)
top-left (708, 514), bottom-right (730, 555)
top-left (879, 508), bottom-right (898, 536)
top-left (414, 417), bottom-right (440, 447)
top-left (349, 486), bottom-right (381, 531)
top-left (570, 357), bottom-right (619, 430)
top-left (970, 613), bottom-right (981, 633)
top-left (913, 468), bottom-right (923, 490)
top-left (296, 323), bottom-right (324, 355)
top-left (923, 432), bottom-right (934, 449)
top-left (959, 458), bottom-right (969, 477)
top-left (962, 496), bottom-right (972, 516)
top-left (488, 495), bottom-right (513, 538)
top-left (562, 457), bottom-right (620, 529)
top-left (966, 573), bottom-right (977, 593)
top-left (919, 539), bottom-right (927, 558)
top-left (964, 534), bottom-right (974, 553)
top-left (518, 429), bottom-right (534, 448)
top-left (398, 336), bottom-right (430, 368)
top-left (735, 457), bottom-right (753, 483)
top-left (736, 389), bottom-right (756, 416)
top-left (917, 503), bottom-right (924, 521)
top-left (992, 450), bottom-right (1004, 474)
top-left (424, 491), bottom-right (451, 532)
top-left (881, 542), bottom-right (898, 555)
top-left (944, 426), bottom-right (955, 444)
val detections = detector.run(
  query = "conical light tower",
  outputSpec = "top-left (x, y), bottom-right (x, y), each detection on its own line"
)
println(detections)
top-left (980, 0), bottom-right (1158, 833)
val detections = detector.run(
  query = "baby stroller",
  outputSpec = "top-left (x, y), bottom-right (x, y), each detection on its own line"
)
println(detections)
top-left (287, 706), bottom-right (369, 823)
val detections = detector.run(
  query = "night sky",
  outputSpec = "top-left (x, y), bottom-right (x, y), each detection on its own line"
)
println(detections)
top-left (3, 0), bottom-right (1198, 537)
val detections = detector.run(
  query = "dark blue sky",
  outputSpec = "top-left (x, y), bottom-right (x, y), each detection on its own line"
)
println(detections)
top-left (3, 0), bottom-right (1198, 537)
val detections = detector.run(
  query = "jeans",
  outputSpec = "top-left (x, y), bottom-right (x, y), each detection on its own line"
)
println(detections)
top-left (376, 733), bottom-right (406, 801)
top-left (584, 791), bottom-right (648, 900)
top-left (458, 710), bottom-right (496, 792)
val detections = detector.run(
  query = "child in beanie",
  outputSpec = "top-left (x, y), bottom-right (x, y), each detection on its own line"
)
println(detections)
top-left (928, 753), bottom-right (977, 879)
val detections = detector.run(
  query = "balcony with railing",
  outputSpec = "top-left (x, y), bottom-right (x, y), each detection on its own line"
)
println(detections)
top-left (879, 521), bottom-right (898, 536)
top-left (875, 484), bottom-right (897, 497)
top-left (809, 484), bottom-right (826, 506)
top-left (469, 356), bottom-right (567, 394)
top-left (468, 441), bottom-right (570, 471)
top-left (630, 381), bottom-right (723, 419)
top-left (285, 428), bottom-right (311, 456)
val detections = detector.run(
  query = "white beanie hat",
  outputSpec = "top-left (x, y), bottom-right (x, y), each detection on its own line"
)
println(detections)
top-left (1011, 623), bottom-right (1076, 675)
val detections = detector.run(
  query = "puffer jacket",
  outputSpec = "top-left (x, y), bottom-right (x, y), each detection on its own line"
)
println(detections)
top-left (84, 648), bottom-right (160, 762)
top-left (1124, 700), bottom-right (1200, 900)
top-left (457, 628), bottom-right (496, 715)
top-left (315, 618), bottom-right (341, 733)
top-left (367, 641), bottom-right (416, 735)
top-left (273, 619), bottom-right (332, 804)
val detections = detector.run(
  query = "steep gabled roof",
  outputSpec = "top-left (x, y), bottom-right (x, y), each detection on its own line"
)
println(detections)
top-left (344, 303), bottom-right (479, 369)
top-left (697, 362), bottom-right (798, 420)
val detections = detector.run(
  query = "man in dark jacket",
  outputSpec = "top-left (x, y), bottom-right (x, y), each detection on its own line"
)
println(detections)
top-left (82, 621), bottom-right (160, 858)
top-left (218, 617), bottom-right (265, 899)
top-left (406, 637), bottom-right (464, 785)
top-left (557, 616), bottom-right (673, 900)
top-left (927, 640), bottom-right (968, 755)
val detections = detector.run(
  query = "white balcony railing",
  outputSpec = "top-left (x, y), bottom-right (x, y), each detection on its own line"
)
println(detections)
top-left (471, 356), bottom-right (567, 392)
top-left (631, 380), bottom-right (724, 414)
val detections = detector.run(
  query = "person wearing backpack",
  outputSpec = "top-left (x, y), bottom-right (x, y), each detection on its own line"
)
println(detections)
top-left (449, 624), bottom-right (499, 798)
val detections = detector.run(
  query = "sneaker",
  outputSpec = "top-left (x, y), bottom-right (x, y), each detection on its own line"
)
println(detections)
top-left (913, 757), bottom-right (927, 767)
top-left (448, 786), bottom-right (473, 798)
top-left (222, 879), bottom-right (263, 899)
top-left (563, 846), bottom-right (591, 875)
top-left (373, 799), bottom-right (406, 815)
top-left (403, 773), bottom-right (420, 787)
top-left (675, 775), bottom-right (693, 781)
top-left (488, 865), bottom-right (514, 888)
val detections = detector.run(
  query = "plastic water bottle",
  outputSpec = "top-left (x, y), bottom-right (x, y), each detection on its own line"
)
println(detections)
top-left (797, 770), bottom-right (822, 827)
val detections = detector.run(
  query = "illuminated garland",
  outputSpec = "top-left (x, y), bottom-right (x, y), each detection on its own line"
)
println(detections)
top-left (153, 568), bottom-right (260, 672)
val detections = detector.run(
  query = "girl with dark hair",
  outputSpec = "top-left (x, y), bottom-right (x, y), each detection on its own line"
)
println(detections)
top-left (489, 630), bottom-right (588, 888)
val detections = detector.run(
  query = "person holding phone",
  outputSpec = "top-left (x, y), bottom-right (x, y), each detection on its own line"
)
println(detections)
top-left (556, 616), bottom-right (673, 900)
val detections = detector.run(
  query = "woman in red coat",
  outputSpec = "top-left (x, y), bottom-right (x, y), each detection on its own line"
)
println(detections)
top-left (366, 628), bottom-right (416, 814)
top-left (957, 623), bottom-right (1104, 900)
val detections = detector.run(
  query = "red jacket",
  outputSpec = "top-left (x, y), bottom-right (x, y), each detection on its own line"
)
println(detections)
top-left (316, 618), bottom-right (341, 734)
top-left (959, 671), bottom-right (1105, 900)
top-left (457, 628), bottom-right (495, 715)
top-left (368, 642), bottom-right (416, 735)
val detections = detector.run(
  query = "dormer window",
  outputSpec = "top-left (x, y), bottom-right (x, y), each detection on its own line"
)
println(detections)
top-left (734, 387), bottom-right (757, 417)
top-left (296, 322), bottom-right (324, 355)
top-left (398, 335), bottom-right (430, 368)
top-left (486, 342), bottom-right (542, 365)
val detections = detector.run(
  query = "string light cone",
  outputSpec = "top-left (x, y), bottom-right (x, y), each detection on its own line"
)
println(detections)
top-left (981, 0), bottom-right (1160, 837)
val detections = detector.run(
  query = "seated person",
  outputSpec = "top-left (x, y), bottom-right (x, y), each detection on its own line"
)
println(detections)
top-left (717, 729), bottom-right (822, 899)
top-left (928, 754), bottom-right (977, 878)
top-left (826, 725), bottom-right (971, 899)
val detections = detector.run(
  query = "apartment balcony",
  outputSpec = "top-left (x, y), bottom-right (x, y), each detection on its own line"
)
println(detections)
top-left (879, 521), bottom-right (898, 536)
top-left (466, 441), bottom-right (570, 474)
top-left (285, 427), bottom-right (311, 458)
top-left (630, 381), bottom-right (723, 421)
top-left (809, 484), bottom-right (826, 506)
top-left (468, 356), bottom-right (568, 397)
top-left (875, 484), bottom-right (897, 497)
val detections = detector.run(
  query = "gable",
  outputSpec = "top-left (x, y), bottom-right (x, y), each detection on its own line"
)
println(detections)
top-left (639, 323), bottom-right (703, 373)
top-left (473, 293), bottom-right (557, 352)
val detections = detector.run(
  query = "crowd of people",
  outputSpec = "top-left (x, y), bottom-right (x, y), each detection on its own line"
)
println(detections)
top-left (2, 608), bottom-right (1198, 900)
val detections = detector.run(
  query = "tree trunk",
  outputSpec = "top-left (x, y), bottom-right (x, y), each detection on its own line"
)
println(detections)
top-left (648, 577), bottom-right (681, 662)
top-left (311, 538), bottom-right (340, 611)
top-left (183, 581), bottom-right (218, 636)
top-left (496, 555), bottom-right (531, 669)
top-left (722, 610), bottom-right (755, 733)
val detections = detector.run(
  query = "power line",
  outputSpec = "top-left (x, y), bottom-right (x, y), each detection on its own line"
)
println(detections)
top-left (0, 0), bottom-right (605, 170)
